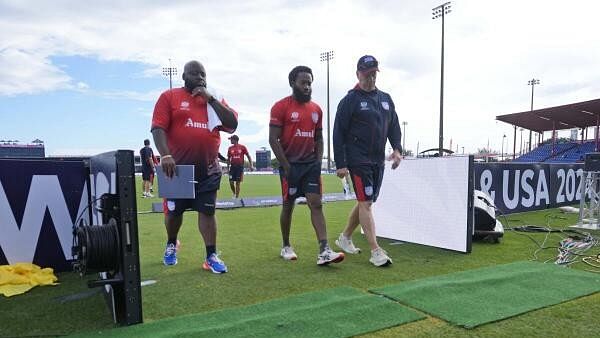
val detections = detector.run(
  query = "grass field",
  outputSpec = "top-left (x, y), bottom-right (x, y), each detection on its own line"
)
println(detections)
top-left (2, 174), bottom-right (600, 337)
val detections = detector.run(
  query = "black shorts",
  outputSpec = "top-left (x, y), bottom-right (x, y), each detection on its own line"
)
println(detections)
top-left (349, 164), bottom-right (384, 202)
top-left (229, 165), bottom-right (244, 182)
top-left (162, 173), bottom-right (221, 216)
top-left (279, 161), bottom-right (322, 202)
top-left (142, 167), bottom-right (152, 181)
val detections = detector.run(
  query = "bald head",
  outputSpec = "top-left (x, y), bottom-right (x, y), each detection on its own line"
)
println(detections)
top-left (182, 60), bottom-right (206, 91)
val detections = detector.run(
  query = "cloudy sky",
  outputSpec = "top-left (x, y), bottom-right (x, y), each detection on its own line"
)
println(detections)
top-left (1, 0), bottom-right (599, 158)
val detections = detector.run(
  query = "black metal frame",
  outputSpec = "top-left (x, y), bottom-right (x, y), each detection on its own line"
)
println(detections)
top-left (86, 150), bottom-right (142, 326)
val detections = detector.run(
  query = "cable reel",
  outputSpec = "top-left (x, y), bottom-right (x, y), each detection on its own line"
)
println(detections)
top-left (73, 218), bottom-right (120, 275)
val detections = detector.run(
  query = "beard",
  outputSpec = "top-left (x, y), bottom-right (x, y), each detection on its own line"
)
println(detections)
top-left (184, 79), bottom-right (206, 92)
top-left (292, 87), bottom-right (311, 103)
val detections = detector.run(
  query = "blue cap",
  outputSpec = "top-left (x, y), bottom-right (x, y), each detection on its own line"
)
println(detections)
top-left (357, 55), bottom-right (379, 72)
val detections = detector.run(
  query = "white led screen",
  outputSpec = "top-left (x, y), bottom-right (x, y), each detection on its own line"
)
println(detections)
top-left (373, 156), bottom-right (473, 253)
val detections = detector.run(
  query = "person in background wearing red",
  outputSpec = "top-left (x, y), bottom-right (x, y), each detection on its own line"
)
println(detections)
top-left (227, 135), bottom-right (253, 199)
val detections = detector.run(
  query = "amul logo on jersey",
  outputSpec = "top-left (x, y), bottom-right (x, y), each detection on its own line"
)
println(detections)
top-left (185, 118), bottom-right (208, 129)
top-left (294, 129), bottom-right (314, 138)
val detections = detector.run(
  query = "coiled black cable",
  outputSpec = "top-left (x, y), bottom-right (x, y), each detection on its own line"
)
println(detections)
top-left (75, 218), bottom-right (120, 274)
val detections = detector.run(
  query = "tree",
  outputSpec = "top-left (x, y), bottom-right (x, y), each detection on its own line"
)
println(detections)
top-left (270, 158), bottom-right (279, 168)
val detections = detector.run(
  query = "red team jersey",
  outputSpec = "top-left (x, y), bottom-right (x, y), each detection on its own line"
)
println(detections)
top-left (227, 144), bottom-right (248, 166)
top-left (269, 96), bottom-right (323, 163)
top-left (151, 88), bottom-right (237, 176)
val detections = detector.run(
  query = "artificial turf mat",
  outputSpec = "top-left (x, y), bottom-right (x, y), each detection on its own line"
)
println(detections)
top-left (72, 286), bottom-right (425, 338)
top-left (370, 261), bottom-right (600, 328)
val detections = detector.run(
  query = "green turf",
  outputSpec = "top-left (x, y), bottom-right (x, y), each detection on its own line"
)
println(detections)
top-left (136, 173), bottom-right (346, 212)
top-left (2, 175), bottom-right (600, 337)
top-left (370, 261), bottom-right (600, 328)
top-left (71, 287), bottom-right (424, 338)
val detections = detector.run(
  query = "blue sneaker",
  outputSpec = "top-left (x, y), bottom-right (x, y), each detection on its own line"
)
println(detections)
top-left (203, 253), bottom-right (228, 273)
top-left (163, 243), bottom-right (177, 266)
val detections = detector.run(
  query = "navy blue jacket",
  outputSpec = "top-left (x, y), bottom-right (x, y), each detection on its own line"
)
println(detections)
top-left (333, 86), bottom-right (402, 168)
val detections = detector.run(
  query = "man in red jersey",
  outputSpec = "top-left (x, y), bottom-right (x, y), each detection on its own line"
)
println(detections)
top-left (151, 60), bottom-right (238, 273)
top-left (227, 135), bottom-right (253, 199)
top-left (269, 65), bottom-right (344, 266)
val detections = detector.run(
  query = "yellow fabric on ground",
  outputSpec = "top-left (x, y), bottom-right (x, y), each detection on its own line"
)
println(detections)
top-left (0, 263), bottom-right (58, 297)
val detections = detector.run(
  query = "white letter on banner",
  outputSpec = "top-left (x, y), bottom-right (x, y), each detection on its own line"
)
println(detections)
top-left (0, 176), bottom-right (74, 264)
top-left (566, 169), bottom-right (576, 202)
top-left (479, 169), bottom-right (495, 201)
top-left (536, 169), bottom-right (549, 206)
top-left (521, 169), bottom-right (535, 208)
top-left (503, 169), bottom-right (520, 209)
top-left (93, 172), bottom-right (110, 225)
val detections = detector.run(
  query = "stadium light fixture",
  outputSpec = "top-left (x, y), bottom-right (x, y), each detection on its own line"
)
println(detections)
top-left (320, 50), bottom-right (334, 171)
top-left (162, 58), bottom-right (178, 90)
top-left (432, 2), bottom-right (452, 157)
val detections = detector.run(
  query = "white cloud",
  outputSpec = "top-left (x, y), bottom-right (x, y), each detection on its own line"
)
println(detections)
top-left (0, 48), bottom-right (71, 96)
top-left (76, 82), bottom-right (89, 90)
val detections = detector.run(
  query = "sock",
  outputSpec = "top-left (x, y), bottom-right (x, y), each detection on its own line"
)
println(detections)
top-left (206, 245), bottom-right (216, 258)
top-left (167, 238), bottom-right (177, 246)
top-left (319, 240), bottom-right (329, 253)
top-left (282, 239), bottom-right (291, 247)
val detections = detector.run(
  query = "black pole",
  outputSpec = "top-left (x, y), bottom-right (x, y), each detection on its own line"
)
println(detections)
top-left (439, 10), bottom-right (445, 157)
top-left (402, 123), bottom-right (407, 155)
top-left (528, 81), bottom-right (534, 151)
top-left (513, 125), bottom-right (517, 159)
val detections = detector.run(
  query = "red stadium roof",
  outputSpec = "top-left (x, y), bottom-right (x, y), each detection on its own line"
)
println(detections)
top-left (496, 98), bottom-right (600, 132)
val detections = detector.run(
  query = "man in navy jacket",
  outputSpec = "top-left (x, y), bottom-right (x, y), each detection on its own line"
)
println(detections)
top-left (333, 55), bottom-right (402, 267)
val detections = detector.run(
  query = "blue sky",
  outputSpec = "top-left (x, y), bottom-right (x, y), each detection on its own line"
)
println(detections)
top-left (1, 0), bottom-right (600, 157)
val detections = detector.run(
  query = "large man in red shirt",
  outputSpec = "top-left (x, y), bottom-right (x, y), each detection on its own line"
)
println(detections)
top-left (227, 135), bottom-right (253, 199)
top-left (269, 65), bottom-right (344, 266)
top-left (151, 60), bottom-right (238, 273)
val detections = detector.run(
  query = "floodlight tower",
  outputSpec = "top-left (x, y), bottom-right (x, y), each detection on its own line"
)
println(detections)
top-left (432, 2), bottom-right (452, 157)
top-left (162, 59), bottom-right (178, 90)
top-left (528, 78), bottom-right (540, 151)
top-left (320, 50), bottom-right (334, 171)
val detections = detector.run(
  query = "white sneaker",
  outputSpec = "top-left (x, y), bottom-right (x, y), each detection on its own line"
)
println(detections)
top-left (146, 192), bottom-right (154, 198)
top-left (335, 233), bottom-right (361, 254)
top-left (370, 247), bottom-right (392, 267)
top-left (142, 192), bottom-right (148, 198)
top-left (317, 247), bottom-right (345, 265)
top-left (280, 246), bottom-right (298, 260)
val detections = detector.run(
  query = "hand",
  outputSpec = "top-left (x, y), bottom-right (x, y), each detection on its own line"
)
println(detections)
top-left (161, 156), bottom-right (177, 178)
top-left (336, 168), bottom-right (349, 178)
top-left (191, 86), bottom-right (211, 100)
top-left (388, 150), bottom-right (403, 169)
